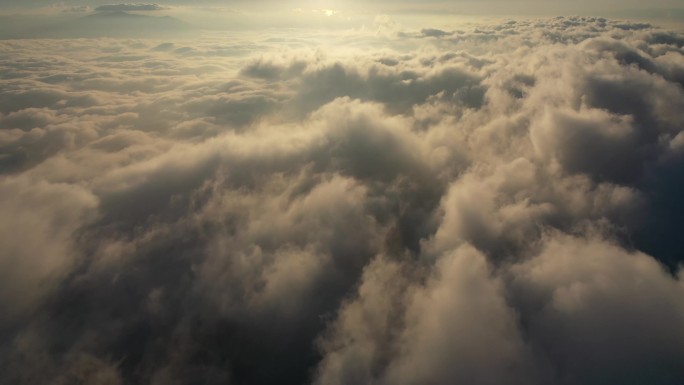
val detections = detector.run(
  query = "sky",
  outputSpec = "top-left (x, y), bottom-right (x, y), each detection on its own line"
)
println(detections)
top-left (1, 2), bottom-right (684, 385)
top-left (1, 0), bottom-right (682, 10)
top-left (2, 0), bottom-right (684, 17)
top-left (0, 0), bottom-right (683, 39)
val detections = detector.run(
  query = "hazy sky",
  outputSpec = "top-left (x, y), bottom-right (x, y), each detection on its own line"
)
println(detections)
top-left (0, 0), bottom-right (682, 38)
top-left (1, 0), bottom-right (684, 14)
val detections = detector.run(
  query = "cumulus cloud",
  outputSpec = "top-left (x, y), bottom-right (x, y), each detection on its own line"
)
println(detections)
top-left (0, 16), bottom-right (683, 385)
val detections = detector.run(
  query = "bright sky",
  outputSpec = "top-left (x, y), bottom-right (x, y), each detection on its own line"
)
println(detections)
top-left (0, 1), bottom-right (682, 38)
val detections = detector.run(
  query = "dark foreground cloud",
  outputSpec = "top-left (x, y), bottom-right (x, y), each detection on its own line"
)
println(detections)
top-left (0, 16), bottom-right (683, 385)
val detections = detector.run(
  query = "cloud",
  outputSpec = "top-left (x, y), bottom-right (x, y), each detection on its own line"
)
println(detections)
top-left (507, 233), bottom-right (684, 384)
top-left (0, 16), bottom-right (683, 385)
top-left (382, 245), bottom-right (535, 385)
top-left (60, 5), bottom-right (92, 13)
top-left (94, 3), bottom-right (168, 12)
top-left (0, 176), bottom-right (98, 318)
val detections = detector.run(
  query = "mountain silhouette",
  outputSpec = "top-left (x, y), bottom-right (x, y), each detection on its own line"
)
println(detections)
top-left (4, 11), bottom-right (196, 39)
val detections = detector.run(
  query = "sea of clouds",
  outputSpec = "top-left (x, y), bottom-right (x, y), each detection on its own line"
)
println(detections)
top-left (1, 16), bottom-right (684, 385)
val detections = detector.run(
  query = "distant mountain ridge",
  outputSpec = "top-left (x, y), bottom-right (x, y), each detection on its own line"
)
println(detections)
top-left (0, 11), bottom-right (196, 39)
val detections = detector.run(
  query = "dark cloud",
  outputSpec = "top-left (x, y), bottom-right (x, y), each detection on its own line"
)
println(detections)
top-left (61, 5), bottom-right (92, 13)
top-left (95, 4), bottom-right (168, 12)
top-left (0, 16), bottom-right (683, 385)
top-left (420, 28), bottom-right (453, 38)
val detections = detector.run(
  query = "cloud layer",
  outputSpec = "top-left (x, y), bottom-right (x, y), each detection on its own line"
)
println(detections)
top-left (0, 16), bottom-right (683, 385)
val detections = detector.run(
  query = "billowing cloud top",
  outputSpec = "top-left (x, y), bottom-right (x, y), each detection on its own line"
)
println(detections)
top-left (0, 15), bottom-right (684, 385)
